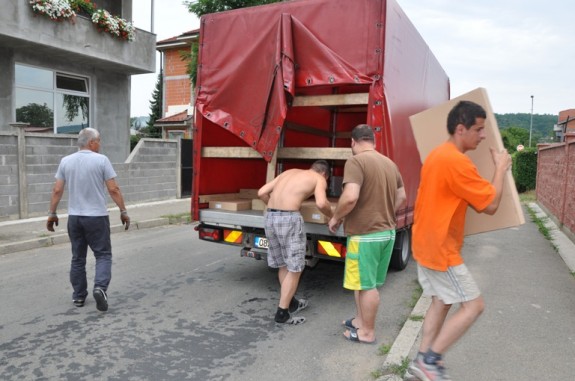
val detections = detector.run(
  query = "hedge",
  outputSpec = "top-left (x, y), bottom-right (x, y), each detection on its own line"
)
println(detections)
top-left (512, 148), bottom-right (537, 193)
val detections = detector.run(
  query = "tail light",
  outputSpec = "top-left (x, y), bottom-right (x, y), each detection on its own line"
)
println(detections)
top-left (198, 227), bottom-right (222, 241)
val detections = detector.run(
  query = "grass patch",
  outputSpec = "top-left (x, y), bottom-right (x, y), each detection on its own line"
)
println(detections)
top-left (160, 212), bottom-right (191, 224)
top-left (519, 189), bottom-right (536, 204)
top-left (370, 369), bottom-right (383, 379)
top-left (373, 356), bottom-right (412, 378)
top-left (526, 206), bottom-right (558, 252)
top-left (409, 314), bottom-right (424, 322)
top-left (387, 357), bottom-right (411, 377)
top-left (526, 207), bottom-right (552, 241)
top-left (377, 343), bottom-right (391, 356)
top-left (408, 281), bottom-right (423, 308)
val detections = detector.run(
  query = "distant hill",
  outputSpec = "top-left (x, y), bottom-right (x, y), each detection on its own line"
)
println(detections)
top-left (130, 113), bottom-right (557, 140)
top-left (495, 113), bottom-right (557, 139)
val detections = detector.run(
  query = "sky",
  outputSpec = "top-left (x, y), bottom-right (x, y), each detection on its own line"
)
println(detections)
top-left (130, 0), bottom-right (573, 117)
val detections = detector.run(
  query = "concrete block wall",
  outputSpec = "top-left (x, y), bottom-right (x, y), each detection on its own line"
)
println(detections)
top-left (25, 134), bottom-right (78, 216)
top-left (536, 141), bottom-right (575, 241)
top-left (0, 133), bottom-right (179, 221)
top-left (120, 139), bottom-right (179, 202)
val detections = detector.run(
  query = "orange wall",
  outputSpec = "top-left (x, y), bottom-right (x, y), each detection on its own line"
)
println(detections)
top-left (165, 80), bottom-right (191, 109)
top-left (164, 49), bottom-right (189, 76)
top-left (163, 49), bottom-right (192, 114)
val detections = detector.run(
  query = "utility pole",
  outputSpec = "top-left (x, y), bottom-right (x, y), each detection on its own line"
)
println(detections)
top-left (529, 95), bottom-right (534, 147)
top-left (151, 0), bottom-right (155, 34)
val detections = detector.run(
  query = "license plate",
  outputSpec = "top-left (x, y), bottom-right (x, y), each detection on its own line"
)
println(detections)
top-left (254, 236), bottom-right (269, 248)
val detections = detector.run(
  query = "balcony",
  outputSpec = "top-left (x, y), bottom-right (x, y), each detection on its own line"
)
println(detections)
top-left (0, 1), bottom-right (155, 75)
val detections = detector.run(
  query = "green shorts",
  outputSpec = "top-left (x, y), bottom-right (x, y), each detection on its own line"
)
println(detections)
top-left (343, 230), bottom-right (396, 291)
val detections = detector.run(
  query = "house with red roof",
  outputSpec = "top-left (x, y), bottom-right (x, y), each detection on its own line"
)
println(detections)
top-left (155, 29), bottom-right (199, 139)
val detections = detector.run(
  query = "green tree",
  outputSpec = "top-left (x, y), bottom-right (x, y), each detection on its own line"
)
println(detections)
top-left (141, 72), bottom-right (163, 138)
top-left (495, 113), bottom-right (557, 141)
top-left (180, 44), bottom-right (199, 87)
top-left (500, 127), bottom-right (530, 153)
top-left (16, 103), bottom-right (54, 127)
top-left (184, 0), bottom-right (280, 16)
top-left (63, 95), bottom-right (89, 122)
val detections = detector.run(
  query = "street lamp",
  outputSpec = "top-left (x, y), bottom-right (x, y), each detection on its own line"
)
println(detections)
top-left (151, 0), bottom-right (155, 34)
top-left (529, 95), bottom-right (534, 147)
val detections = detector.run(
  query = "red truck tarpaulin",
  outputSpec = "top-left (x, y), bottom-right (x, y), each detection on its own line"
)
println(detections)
top-left (195, 0), bottom-right (449, 208)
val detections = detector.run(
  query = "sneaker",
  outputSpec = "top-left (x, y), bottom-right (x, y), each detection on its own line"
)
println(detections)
top-left (93, 288), bottom-right (108, 312)
top-left (408, 357), bottom-right (452, 381)
top-left (73, 298), bottom-right (85, 307)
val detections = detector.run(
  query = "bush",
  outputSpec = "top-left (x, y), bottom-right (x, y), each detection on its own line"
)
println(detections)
top-left (512, 148), bottom-right (537, 193)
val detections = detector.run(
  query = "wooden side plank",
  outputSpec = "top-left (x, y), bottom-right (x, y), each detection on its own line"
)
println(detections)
top-left (292, 93), bottom-right (369, 107)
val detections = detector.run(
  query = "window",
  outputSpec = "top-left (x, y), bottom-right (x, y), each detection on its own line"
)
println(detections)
top-left (15, 64), bottom-right (90, 133)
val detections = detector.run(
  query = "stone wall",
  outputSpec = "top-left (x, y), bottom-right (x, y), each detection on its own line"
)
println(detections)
top-left (0, 132), bottom-right (179, 221)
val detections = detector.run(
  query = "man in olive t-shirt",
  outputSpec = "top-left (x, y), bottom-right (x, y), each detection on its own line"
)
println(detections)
top-left (329, 124), bottom-right (406, 344)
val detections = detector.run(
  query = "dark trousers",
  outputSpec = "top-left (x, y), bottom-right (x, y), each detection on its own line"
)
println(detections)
top-left (67, 216), bottom-right (112, 300)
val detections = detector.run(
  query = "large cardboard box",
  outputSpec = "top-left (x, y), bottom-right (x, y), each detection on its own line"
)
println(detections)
top-left (409, 87), bottom-right (524, 235)
top-left (251, 198), bottom-right (266, 211)
top-left (300, 200), bottom-right (336, 224)
top-left (199, 193), bottom-right (240, 203)
top-left (238, 189), bottom-right (259, 199)
top-left (209, 199), bottom-right (252, 211)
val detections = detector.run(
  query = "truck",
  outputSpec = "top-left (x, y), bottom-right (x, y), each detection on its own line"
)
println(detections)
top-left (192, 0), bottom-right (450, 270)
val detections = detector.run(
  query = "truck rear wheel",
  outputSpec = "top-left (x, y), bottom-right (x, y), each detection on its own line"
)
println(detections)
top-left (390, 227), bottom-right (411, 271)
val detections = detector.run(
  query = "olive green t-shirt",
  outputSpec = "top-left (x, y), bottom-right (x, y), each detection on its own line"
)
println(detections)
top-left (342, 150), bottom-right (403, 235)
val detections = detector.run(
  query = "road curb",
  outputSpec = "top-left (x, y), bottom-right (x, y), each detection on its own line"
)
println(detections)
top-left (376, 295), bottom-right (430, 381)
top-left (529, 202), bottom-right (575, 272)
top-left (0, 218), bottom-right (172, 256)
top-left (383, 295), bottom-right (430, 368)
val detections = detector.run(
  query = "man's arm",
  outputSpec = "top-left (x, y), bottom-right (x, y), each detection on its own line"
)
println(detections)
top-left (49, 179), bottom-right (65, 214)
top-left (395, 186), bottom-right (407, 213)
top-left (328, 182), bottom-right (360, 233)
top-left (481, 148), bottom-right (512, 215)
top-left (257, 177), bottom-right (278, 204)
top-left (106, 178), bottom-right (127, 211)
top-left (313, 178), bottom-right (333, 219)
top-left (46, 179), bottom-right (65, 231)
top-left (106, 178), bottom-right (130, 230)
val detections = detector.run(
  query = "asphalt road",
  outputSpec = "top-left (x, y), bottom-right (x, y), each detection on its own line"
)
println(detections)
top-left (0, 223), bottom-right (419, 381)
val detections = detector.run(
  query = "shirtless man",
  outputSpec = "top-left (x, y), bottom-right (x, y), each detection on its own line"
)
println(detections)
top-left (258, 160), bottom-right (333, 325)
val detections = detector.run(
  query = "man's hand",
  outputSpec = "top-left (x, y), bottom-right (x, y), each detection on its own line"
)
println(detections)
top-left (328, 217), bottom-right (342, 234)
top-left (120, 211), bottom-right (130, 230)
top-left (490, 147), bottom-right (512, 172)
top-left (47, 214), bottom-right (59, 232)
